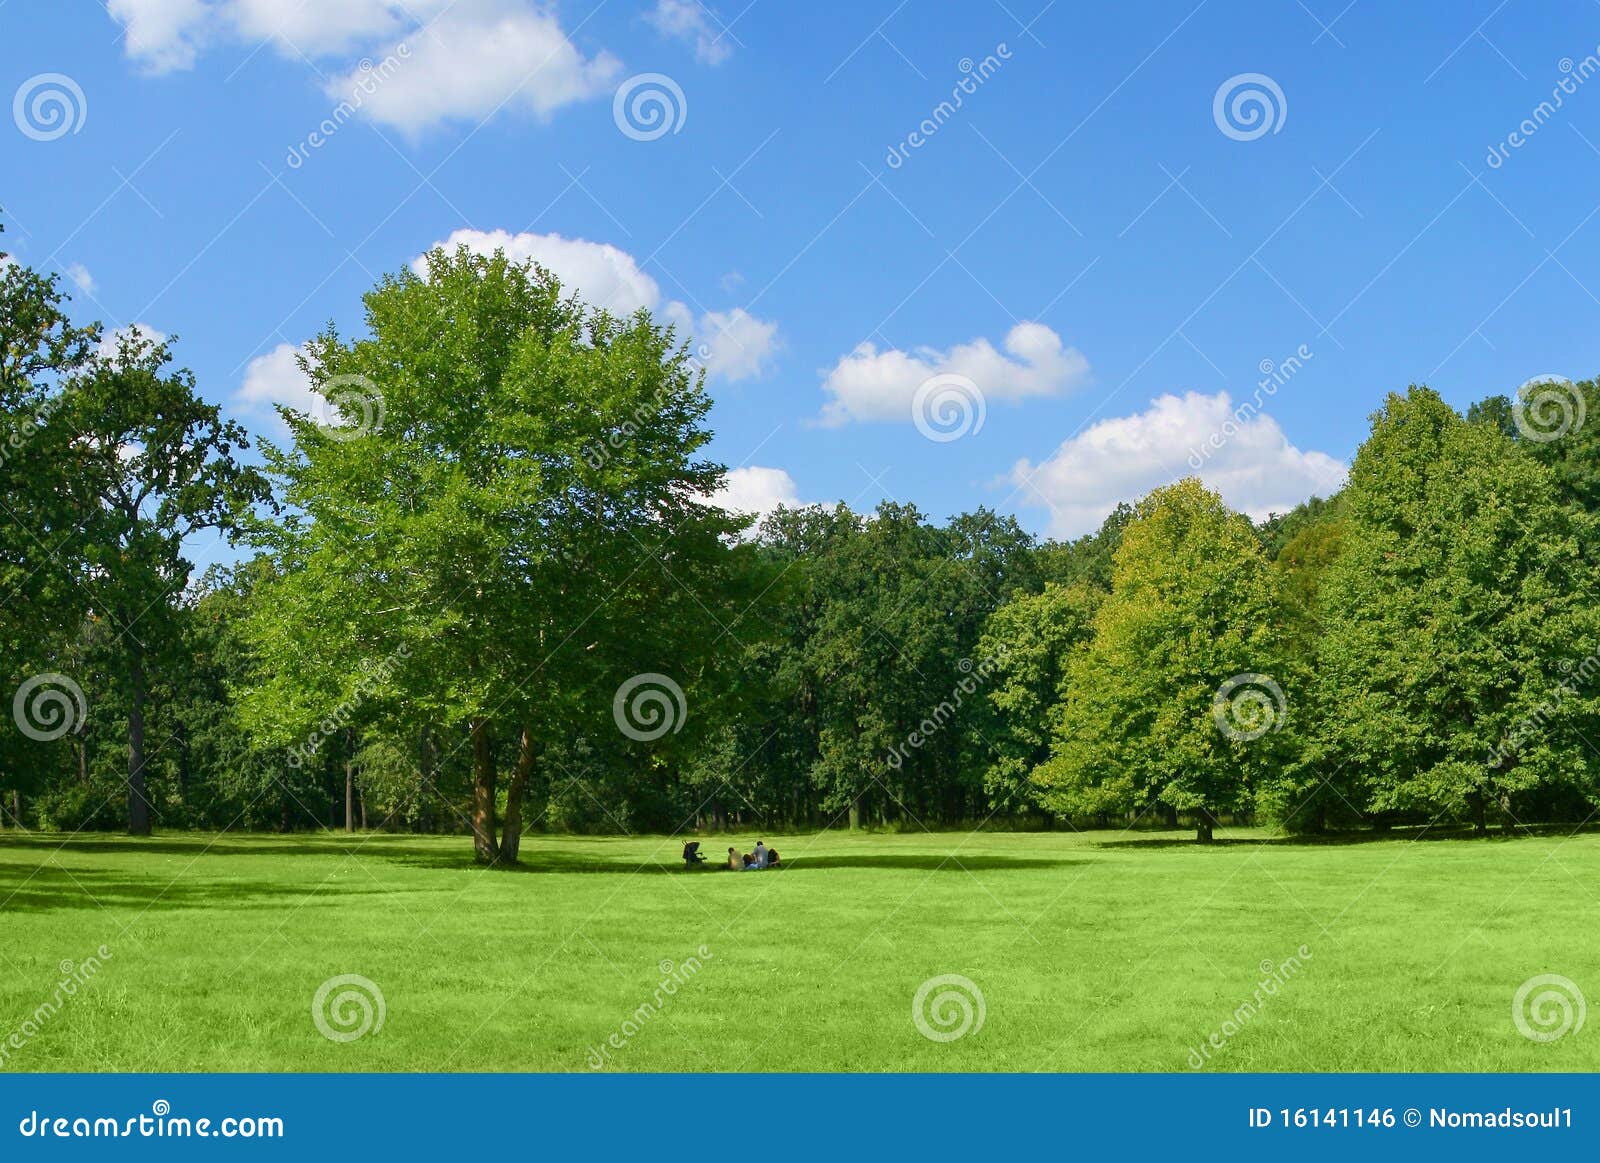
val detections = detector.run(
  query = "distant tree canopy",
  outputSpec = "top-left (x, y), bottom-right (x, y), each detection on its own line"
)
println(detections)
top-left (3, 229), bottom-right (1599, 851)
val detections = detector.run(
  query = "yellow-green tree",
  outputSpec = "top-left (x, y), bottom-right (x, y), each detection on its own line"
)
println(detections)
top-left (1037, 479), bottom-right (1288, 842)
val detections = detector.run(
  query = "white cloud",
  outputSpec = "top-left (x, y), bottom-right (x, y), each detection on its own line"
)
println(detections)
top-left (647, 0), bottom-right (732, 65)
top-left (419, 229), bottom-right (780, 382)
top-left (235, 342), bottom-right (317, 418)
top-left (711, 466), bottom-right (805, 523)
top-left (108, 0), bottom-right (209, 72)
top-left (1012, 390), bottom-right (1347, 538)
top-left (820, 322), bottom-right (1090, 427)
top-left (325, 5), bottom-right (620, 134)
top-left (98, 323), bottom-right (168, 360)
top-left (65, 263), bottom-right (96, 296)
top-left (109, 1), bottom-right (618, 133)
top-left (698, 308), bottom-right (778, 382)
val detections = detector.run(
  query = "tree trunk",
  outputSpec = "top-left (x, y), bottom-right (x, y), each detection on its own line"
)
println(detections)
top-left (470, 718), bottom-right (499, 864)
top-left (417, 725), bottom-right (437, 834)
top-left (1195, 806), bottom-right (1218, 844)
top-left (127, 645), bottom-right (151, 835)
top-left (499, 725), bottom-right (537, 865)
top-left (344, 742), bottom-right (356, 834)
top-left (7, 790), bottom-right (19, 828)
top-left (848, 793), bottom-right (863, 830)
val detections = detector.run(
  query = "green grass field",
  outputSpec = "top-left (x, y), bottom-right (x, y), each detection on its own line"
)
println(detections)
top-left (1, 827), bottom-right (1596, 1071)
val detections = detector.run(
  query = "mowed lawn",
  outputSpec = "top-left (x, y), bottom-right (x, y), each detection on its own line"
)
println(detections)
top-left (1, 827), bottom-right (1597, 1072)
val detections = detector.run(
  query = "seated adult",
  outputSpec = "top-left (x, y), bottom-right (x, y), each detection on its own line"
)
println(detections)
top-left (726, 847), bottom-right (741, 871)
top-left (766, 848), bottom-right (780, 867)
top-left (752, 840), bottom-right (768, 869)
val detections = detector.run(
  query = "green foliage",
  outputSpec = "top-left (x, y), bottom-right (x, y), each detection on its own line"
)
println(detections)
top-left (1038, 479), bottom-right (1289, 839)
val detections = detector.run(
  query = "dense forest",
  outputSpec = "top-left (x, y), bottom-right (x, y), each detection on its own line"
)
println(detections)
top-left (4, 226), bottom-right (1599, 856)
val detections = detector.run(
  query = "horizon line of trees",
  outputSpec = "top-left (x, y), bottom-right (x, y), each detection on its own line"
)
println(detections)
top-left (4, 220), bottom-right (1599, 856)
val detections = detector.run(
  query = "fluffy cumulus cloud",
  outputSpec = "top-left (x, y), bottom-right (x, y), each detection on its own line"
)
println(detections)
top-left (235, 341), bottom-right (317, 419)
top-left (710, 466), bottom-right (804, 522)
top-left (108, 0), bottom-right (618, 133)
top-left (820, 322), bottom-right (1089, 427)
top-left (419, 229), bottom-right (780, 382)
top-left (1012, 390), bottom-right (1347, 538)
top-left (647, 0), bottom-right (732, 65)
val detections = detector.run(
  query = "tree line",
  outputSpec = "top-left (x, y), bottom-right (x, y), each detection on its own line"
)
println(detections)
top-left (3, 225), bottom-right (1598, 856)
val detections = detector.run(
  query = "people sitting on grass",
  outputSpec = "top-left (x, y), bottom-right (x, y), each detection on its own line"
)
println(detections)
top-left (727, 846), bottom-right (741, 871)
top-left (752, 840), bottom-right (768, 868)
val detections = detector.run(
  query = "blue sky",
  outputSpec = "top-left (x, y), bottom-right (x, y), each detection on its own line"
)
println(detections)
top-left (4, 0), bottom-right (1600, 544)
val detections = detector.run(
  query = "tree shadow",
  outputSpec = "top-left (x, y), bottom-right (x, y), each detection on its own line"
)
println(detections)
top-left (395, 851), bottom-right (1087, 875)
top-left (0, 862), bottom-right (418, 914)
top-left (0, 835), bottom-right (455, 861)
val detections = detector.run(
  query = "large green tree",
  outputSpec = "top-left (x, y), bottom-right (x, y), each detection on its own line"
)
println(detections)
top-left (1309, 387), bottom-right (1600, 832)
top-left (1037, 479), bottom-right (1289, 841)
top-left (41, 328), bottom-right (269, 833)
top-left (245, 245), bottom-right (744, 863)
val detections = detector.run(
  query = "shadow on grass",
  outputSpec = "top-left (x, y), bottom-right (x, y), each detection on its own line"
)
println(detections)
top-left (0, 862), bottom-right (428, 914)
top-left (0, 835), bottom-right (452, 861)
top-left (396, 851), bottom-right (1088, 875)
